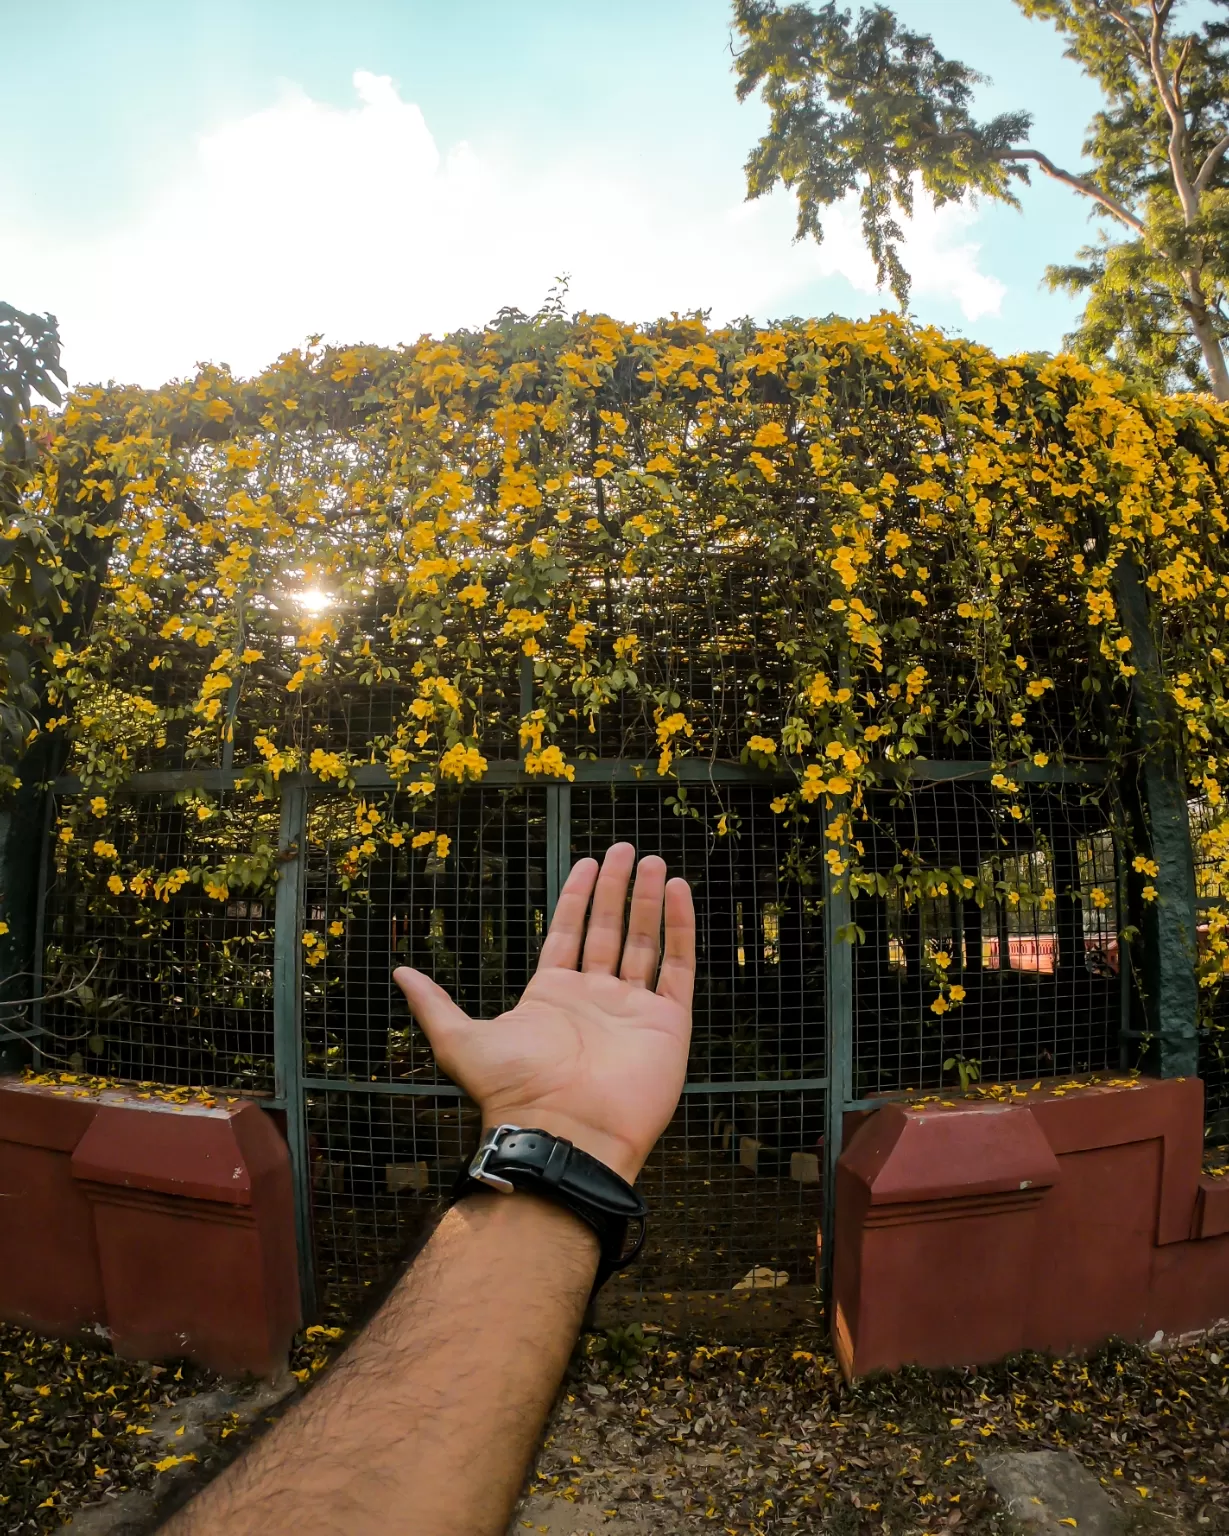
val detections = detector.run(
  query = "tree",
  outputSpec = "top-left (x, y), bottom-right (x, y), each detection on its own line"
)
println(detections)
top-left (732, 0), bottom-right (1229, 397)
top-left (0, 304), bottom-right (67, 763)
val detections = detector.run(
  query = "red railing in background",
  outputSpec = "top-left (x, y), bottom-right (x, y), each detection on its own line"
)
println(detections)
top-left (984, 936), bottom-right (1119, 975)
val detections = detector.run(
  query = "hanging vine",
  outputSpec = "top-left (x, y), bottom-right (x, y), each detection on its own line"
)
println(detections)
top-left (1, 308), bottom-right (1227, 1012)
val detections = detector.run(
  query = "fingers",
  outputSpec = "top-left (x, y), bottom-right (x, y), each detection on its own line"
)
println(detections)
top-left (581, 842), bottom-right (637, 974)
top-left (392, 967), bottom-right (471, 1048)
top-left (619, 855), bottom-right (667, 988)
top-left (656, 876), bottom-right (696, 1012)
top-left (537, 856), bottom-right (600, 970)
top-left (535, 846), bottom-right (690, 994)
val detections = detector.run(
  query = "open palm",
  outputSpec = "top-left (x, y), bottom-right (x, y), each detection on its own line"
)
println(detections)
top-left (393, 844), bottom-right (695, 1183)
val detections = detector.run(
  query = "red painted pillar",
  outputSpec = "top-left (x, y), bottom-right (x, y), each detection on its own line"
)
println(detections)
top-left (0, 1077), bottom-right (299, 1377)
top-left (73, 1097), bottom-right (300, 1378)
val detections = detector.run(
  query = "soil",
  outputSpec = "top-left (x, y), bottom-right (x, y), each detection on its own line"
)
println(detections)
top-left (3, 1317), bottom-right (1225, 1534)
top-left (512, 1321), bottom-right (1226, 1534)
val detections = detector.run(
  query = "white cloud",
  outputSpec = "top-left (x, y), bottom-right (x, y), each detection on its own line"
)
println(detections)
top-left (0, 70), bottom-right (1004, 387)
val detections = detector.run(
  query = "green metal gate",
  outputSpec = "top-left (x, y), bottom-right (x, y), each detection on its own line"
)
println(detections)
top-left (31, 752), bottom-right (1148, 1324)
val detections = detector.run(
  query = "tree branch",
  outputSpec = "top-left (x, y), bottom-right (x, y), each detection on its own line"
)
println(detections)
top-left (1194, 132), bottom-right (1229, 194)
top-left (1145, 0), bottom-right (1199, 223)
top-left (992, 148), bottom-right (1145, 233)
top-left (1104, 6), bottom-right (1150, 62)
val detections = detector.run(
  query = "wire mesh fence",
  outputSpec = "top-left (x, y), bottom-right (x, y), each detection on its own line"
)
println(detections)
top-left (569, 783), bottom-right (826, 1292)
top-left (37, 793), bottom-right (277, 1090)
top-left (1192, 799), bottom-right (1229, 1145)
top-left (28, 767), bottom-right (1201, 1320)
top-left (849, 782), bottom-right (1123, 1099)
top-left (301, 787), bottom-right (547, 1087)
top-left (307, 1088), bottom-right (479, 1321)
top-left (302, 780), bottom-right (827, 1304)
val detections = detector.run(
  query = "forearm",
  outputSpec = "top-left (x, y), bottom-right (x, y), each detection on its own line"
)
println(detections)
top-left (165, 1194), bottom-right (598, 1536)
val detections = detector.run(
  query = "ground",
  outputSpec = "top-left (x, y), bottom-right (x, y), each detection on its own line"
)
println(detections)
top-left (512, 1319), bottom-right (1227, 1534)
top-left (2, 1316), bottom-right (1225, 1533)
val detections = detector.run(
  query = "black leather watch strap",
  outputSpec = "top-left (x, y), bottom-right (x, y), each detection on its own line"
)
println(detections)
top-left (451, 1125), bottom-right (648, 1295)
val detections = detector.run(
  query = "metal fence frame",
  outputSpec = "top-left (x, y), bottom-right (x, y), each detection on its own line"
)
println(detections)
top-left (39, 751), bottom-right (1138, 1318)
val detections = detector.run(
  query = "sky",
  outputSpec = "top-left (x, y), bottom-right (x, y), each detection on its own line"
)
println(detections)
top-left (1, 0), bottom-right (1113, 388)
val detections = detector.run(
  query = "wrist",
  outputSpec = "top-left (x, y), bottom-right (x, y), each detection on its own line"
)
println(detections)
top-left (449, 1186), bottom-right (601, 1260)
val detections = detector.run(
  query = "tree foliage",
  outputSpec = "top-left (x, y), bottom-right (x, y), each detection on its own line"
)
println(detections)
top-left (0, 304), bottom-right (70, 758)
top-left (733, 0), bottom-right (1229, 397)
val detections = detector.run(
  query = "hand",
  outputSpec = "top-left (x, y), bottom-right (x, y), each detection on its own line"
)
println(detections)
top-left (393, 843), bottom-right (695, 1183)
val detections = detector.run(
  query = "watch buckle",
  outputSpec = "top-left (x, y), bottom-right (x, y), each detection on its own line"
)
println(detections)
top-left (468, 1123), bottom-right (520, 1193)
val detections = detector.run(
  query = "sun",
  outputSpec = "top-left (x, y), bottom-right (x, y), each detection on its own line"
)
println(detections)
top-left (295, 587), bottom-right (333, 614)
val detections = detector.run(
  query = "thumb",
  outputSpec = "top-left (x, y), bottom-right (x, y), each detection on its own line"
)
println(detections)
top-left (393, 966), bottom-right (471, 1049)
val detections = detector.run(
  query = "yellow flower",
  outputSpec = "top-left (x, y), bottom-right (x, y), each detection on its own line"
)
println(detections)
top-left (0, 920), bottom-right (9, 935)
top-left (748, 451), bottom-right (777, 481)
top-left (93, 840), bottom-right (119, 860)
top-left (328, 921), bottom-right (344, 937)
top-left (59, 827), bottom-right (74, 844)
top-left (525, 744), bottom-right (576, 781)
top-left (411, 830), bottom-right (435, 849)
top-left (948, 985), bottom-right (966, 1003)
top-left (1032, 752), bottom-right (1049, 767)
top-left (435, 834), bottom-right (452, 859)
top-left (309, 749), bottom-right (348, 783)
top-left (458, 581), bottom-right (489, 608)
top-left (770, 796), bottom-right (789, 814)
top-left (930, 996), bottom-right (950, 1014)
top-left (799, 764), bottom-right (827, 803)
top-left (106, 875), bottom-right (125, 895)
top-left (747, 735), bottom-right (777, 755)
top-left (1141, 884), bottom-right (1158, 902)
top-left (933, 951), bottom-right (952, 970)
top-left (90, 796), bottom-right (107, 816)
top-left (753, 421), bottom-right (787, 448)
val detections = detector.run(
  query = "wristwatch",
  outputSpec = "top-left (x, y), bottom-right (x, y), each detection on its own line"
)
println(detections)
top-left (452, 1124), bottom-right (648, 1295)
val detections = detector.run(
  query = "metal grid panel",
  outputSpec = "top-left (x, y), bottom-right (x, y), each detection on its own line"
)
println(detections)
top-left (848, 782), bottom-right (1122, 1097)
top-left (550, 579), bottom-right (789, 761)
top-left (302, 787), bottom-right (548, 1312)
top-left (569, 783), bottom-right (826, 1287)
top-left (307, 1089), bottom-right (479, 1320)
top-left (301, 788), bottom-right (547, 1085)
top-left (38, 795), bottom-right (276, 1089)
top-left (1192, 799), bottom-right (1228, 1142)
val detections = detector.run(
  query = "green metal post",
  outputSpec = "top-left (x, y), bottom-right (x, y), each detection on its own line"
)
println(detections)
top-left (1, 740), bottom-right (59, 1071)
top-left (820, 797), bottom-right (853, 1302)
top-left (273, 781), bottom-right (315, 1318)
top-left (1113, 554), bottom-right (1200, 1077)
top-left (545, 786), bottom-right (572, 925)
